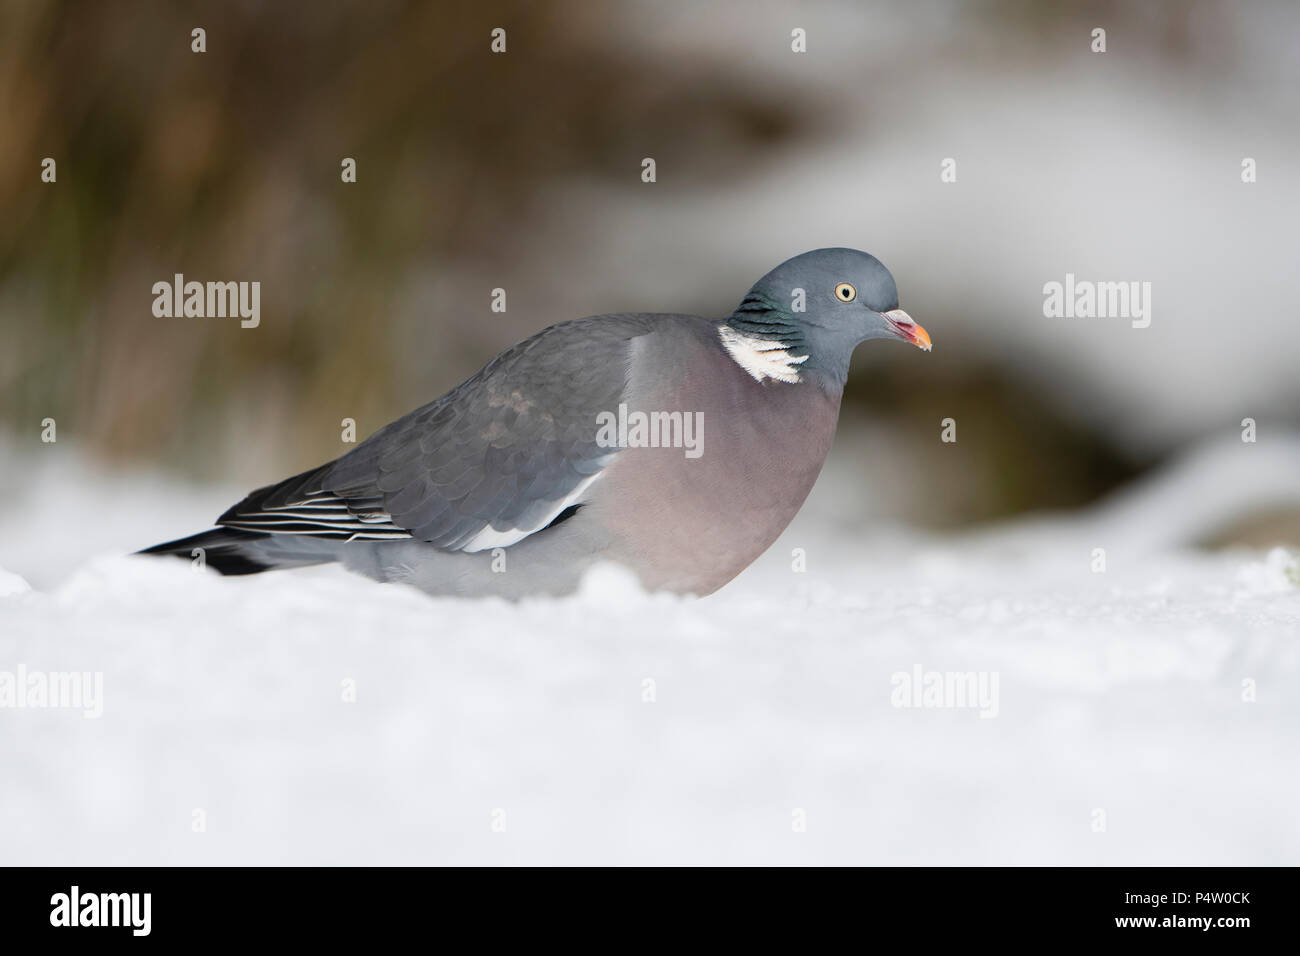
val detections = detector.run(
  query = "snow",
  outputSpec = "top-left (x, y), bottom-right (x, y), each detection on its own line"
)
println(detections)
top-left (2, 437), bottom-right (1299, 865)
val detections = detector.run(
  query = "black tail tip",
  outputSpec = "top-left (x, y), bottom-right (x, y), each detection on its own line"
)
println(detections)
top-left (137, 528), bottom-right (273, 576)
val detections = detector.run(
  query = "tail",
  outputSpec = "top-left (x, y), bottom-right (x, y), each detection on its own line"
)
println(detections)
top-left (137, 528), bottom-right (336, 576)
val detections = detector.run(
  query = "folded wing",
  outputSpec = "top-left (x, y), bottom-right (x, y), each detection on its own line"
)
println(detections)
top-left (218, 315), bottom-right (652, 551)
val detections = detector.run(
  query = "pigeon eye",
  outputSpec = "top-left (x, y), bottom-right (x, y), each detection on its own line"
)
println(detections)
top-left (835, 282), bottom-right (857, 302)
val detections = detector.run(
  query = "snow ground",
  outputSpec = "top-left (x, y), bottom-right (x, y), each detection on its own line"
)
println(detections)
top-left (1, 437), bottom-right (1298, 866)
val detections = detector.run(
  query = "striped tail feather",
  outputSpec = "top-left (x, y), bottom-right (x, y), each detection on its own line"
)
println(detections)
top-left (137, 528), bottom-right (336, 576)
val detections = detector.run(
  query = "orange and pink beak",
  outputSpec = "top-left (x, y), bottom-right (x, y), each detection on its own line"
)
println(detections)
top-left (883, 309), bottom-right (932, 351)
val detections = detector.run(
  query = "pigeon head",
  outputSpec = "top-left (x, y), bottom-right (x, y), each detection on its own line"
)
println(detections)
top-left (722, 247), bottom-right (931, 388)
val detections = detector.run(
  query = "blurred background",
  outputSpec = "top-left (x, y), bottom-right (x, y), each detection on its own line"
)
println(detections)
top-left (1, 0), bottom-right (1298, 552)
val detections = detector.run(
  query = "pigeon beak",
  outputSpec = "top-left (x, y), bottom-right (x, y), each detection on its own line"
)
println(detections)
top-left (882, 309), bottom-right (932, 351)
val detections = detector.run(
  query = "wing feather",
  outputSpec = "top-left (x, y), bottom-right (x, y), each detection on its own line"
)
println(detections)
top-left (216, 314), bottom-right (652, 551)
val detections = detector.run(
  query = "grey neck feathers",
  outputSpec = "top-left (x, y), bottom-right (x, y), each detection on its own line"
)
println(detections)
top-left (724, 291), bottom-right (848, 393)
top-left (727, 291), bottom-right (806, 354)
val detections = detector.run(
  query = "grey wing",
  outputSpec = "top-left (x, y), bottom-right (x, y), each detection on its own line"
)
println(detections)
top-left (218, 314), bottom-right (653, 551)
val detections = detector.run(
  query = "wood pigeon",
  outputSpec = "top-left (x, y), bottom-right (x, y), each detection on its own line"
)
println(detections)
top-left (140, 248), bottom-right (931, 597)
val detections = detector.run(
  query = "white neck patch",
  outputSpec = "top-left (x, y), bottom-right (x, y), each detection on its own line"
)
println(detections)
top-left (717, 325), bottom-right (809, 384)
